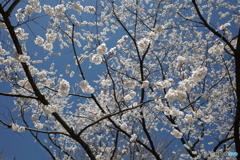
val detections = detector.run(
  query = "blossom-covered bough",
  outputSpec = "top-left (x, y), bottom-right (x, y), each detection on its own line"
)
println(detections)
top-left (0, 0), bottom-right (239, 159)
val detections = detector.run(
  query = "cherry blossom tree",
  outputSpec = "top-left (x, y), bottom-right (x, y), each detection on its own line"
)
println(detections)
top-left (0, 0), bottom-right (239, 159)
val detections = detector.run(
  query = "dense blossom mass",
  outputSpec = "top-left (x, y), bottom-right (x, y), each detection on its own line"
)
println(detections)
top-left (0, 0), bottom-right (239, 160)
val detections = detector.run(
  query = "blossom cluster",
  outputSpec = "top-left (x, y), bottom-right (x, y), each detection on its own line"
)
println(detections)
top-left (116, 35), bottom-right (128, 48)
top-left (72, 2), bottom-right (83, 11)
top-left (18, 78), bottom-right (32, 89)
top-left (46, 30), bottom-right (57, 43)
top-left (42, 105), bottom-right (57, 114)
top-left (193, 109), bottom-right (204, 118)
top-left (80, 80), bottom-right (94, 94)
top-left (15, 0), bottom-right (41, 21)
top-left (123, 79), bottom-right (137, 89)
top-left (37, 70), bottom-right (47, 80)
top-left (124, 90), bottom-right (136, 102)
top-left (154, 25), bottom-right (165, 34)
top-left (31, 114), bottom-right (43, 129)
top-left (130, 134), bottom-right (138, 142)
top-left (155, 98), bottom-right (165, 111)
top-left (155, 99), bottom-right (184, 117)
top-left (15, 9), bottom-right (25, 21)
top-left (184, 114), bottom-right (195, 123)
top-left (0, 46), bottom-right (10, 56)
top-left (165, 66), bottom-right (207, 102)
top-left (190, 67), bottom-right (207, 82)
top-left (165, 88), bottom-right (187, 102)
top-left (100, 79), bottom-right (111, 89)
top-left (43, 4), bottom-right (67, 17)
top-left (176, 56), bottom-right (186, 67)
top-left (219, 23), bottom-right (231, 30)
top-left (180, 67), bottom-right (207, 91)
top-left (58, 79), bottom-right (70, 97)
top-left (138, 38), bottom-right (150, 51)
top-left (202, 115), bottom-right (214, 123)
top-left (171, 129), bottom-right (183, 138)
top-left (84, 6), bottom-right (96, 13)
top-left (91, 54), bottom-right (102, 65)
top-left (12, 123), bottom-right (25, 132)
top-left (140, 80), bottom-right (149, 89)
top-left (18, 54), bottom-right (30, 63)
top-left (208, 43), bottom-right (224, 55)
top-left (35, 35), bottom-right (44, 46)
top-left (97, 43), bottom-right (108, 55)
top-left (43, 5), bottom-right (55, 16)
top-left (15, 28), bottom-right (29, 40)
top-left (34, 33), bottom-right (55, 51)
top-left (148, 25), bottom-right (165, 40)
top-left (155, 78), bottom-right (174, 90)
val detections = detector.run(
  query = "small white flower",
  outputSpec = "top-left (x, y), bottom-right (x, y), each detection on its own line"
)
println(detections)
top-left (208, 43), bottom-right (224, 55)
top-left (100, 79), bottom-right (111, 89)
top-left (177, 56), bottom-right (186, 67)
top-left (149, 31), bottom-right (158, 40)
top-left (18, 126), bottom-right (25, 132)
top-left (123, 79), bottom-right (136, 89)
top-left (15, 12), bottom-right (25, 21)
top-left (219, 23), bottom-right (230, 31)
top-left (184, 114), bottom-right (195, 123)
top-left (155, 99), bottom-right (165, 111)
top-left (70, 71), bottom-right (75, 78)
top-left (193, 110), bottom-right (204, 118)
top-left (120, 123), bottom-right (128, 130)
top-left (0, 46), bottom-right (10, 56)
top-left (155, 78), bottom-right (174, 89)
top-left (15, 28), bottom-right (29, 40)
top-left (25, 5), bottom-right (34, 15)
top-left (129, 90), bottom-right (136, 98)
top-left (138, 38), bottom-right (150, 51)
top-left (80, 80), bottom-right (89, 89)
top-left (38, 70), bottom-right (47, 80)
top-left (3, 59), bottom-right (11, 66)
top-left (31, 114), bottom-right (38, 121)
top-left (171, 108), bottom-right (182, 117)
top-left (130, 134), bottom-right (138, 142)
top-left (34, 122), bottom-right (43, 129)
top-left (35, 35), bottom-right (44, 46)
top-left (165, 88), bottom-right (187, 102)
top-left (12, 123), bottom-right (19, 131)
top-left (84, 6), bottom-right (95, 13)
top-left (46, 32), bottom-right (57, 43)
top-left (140, 80), bottom-right (149, 89)
top-left (72, 2), bottom-right (83, 11)
top-left (171, 129), bottom-right (183, 138)
top-left (178, 79), bottom-right (196, 92)
top-left (42, 105), bottom-right (57, 114)
top-left (55, 4), bottom-right (66, 13)
top-left (91, 54), bottom-right (102, 65)
top-left (190, 66), bottom-right (207, 82)
top-left (202, 115), bottom-right (214, 123)
top-left (43, 43), bottom-right (53, 51)
top-left (19, 55), bottom-right (30, 63)
top-left (58, 79), bottom-right (70, 97)
top-left (124, 94), bottom-right (132, 102)
top-left (82, 86), bottom-right (95, 94)
top-left (43, 5), bottom-right (55, 16)
top-left (97, 43), bottom-right (108, 55)
top-left (154, 25), bottom-right (165, 34)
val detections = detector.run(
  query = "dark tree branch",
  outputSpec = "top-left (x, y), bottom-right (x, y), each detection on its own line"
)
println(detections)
top-left (0, 92), bottom-right (38, 99)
